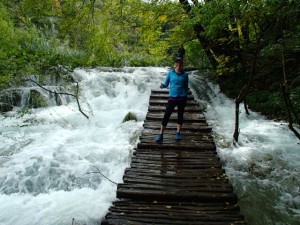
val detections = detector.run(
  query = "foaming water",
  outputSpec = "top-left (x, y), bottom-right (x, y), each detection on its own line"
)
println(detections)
top-left (190, 74), bottom-right (300, 225)
top-left (0, 67), bottom-right (166, 225)
top-left (0, 68), bottom-right (299, 225)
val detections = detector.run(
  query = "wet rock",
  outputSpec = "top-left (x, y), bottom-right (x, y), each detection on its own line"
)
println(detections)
top-left (122, 112), bottom-right (137, 122)
top-left (0, 103), bottom-right (13, 112)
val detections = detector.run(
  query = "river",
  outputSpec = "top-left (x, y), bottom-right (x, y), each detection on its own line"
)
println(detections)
top-left (0, 67), bottom-right (299, 225)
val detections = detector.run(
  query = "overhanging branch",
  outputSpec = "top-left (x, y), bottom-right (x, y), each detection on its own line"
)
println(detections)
top-left (28, 78), bottom-right (90, 119)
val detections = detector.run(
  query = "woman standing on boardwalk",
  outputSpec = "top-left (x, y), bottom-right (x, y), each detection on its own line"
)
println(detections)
top-left (155, 57), bottom-right (189, 142)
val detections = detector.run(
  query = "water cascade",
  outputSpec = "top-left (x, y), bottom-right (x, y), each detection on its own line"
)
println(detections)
top-left (0, 67), bottom-right (299, 225)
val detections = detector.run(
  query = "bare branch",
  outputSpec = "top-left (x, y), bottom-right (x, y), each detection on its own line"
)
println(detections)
top-left (27, 78), bottom-right (90, 119)
top-left (88, 166), bottom-right (118, 185)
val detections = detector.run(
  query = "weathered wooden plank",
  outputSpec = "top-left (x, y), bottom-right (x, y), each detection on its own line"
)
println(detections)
top-left (124, 168), bottom-right (226, 177)
top-left (148, 105), bottom-right (204, 113)
top-left (123, 172), bottom-right (227, 182)
top-left (131, 156), bottom-right (220, 164)
top-left (146, 114), bottom-right (206, 123)
top-left (122, 177), bottom-right (231, 188)
top-left (142, 128), bottom-right (212, 137)
top-left (103, 216), bottom-right (246, 225)
top-left (117, 186), bottom-right (238, 203)
top-left (137, 142), bottom-right (216, 151)
top-left (110, 200), bottom-right (241, 212)
top-left (106, 210), bottom-right (244, 221)
top-left (123, 172), bottom-right (228, 183)
top-left (133, 149), bottom-right (218, 158)
top-left (149, 99), bottom-right (199, 106)
top-left (143, 122), bottom-right (212, 132)
top-left (139, 137), bottom-right (215, 146)
top-left (133, 146), bottom-right (217, 153)
top-left (130, 163), bottom-right (222, 170)
top-left (120, 178), bottom-right (233, 192)
top-left (105, 211), bottom-right (244, 222)
top-left (102, 201), bottom-right (246, 225)
top-left (151, 89), bottom-right (193, 94)
top-left (130, 163), bottom-right (222, 171)
top-left (131, 153), bottom-right (220, 161)
top-left (148, 112), bottom-right (204, 117)
top-left (139, 138), bottom-right (214, 145)
top-left (150, 94), bottom-right (194, 100)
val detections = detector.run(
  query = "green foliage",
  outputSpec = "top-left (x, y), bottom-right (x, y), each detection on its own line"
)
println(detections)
top-left (290, 87), bottom-right (300, 116)
top-left (1, 0), bottom-right (298, 121)
top-left (247, 91), bottom-right (283, 116)
top-left (0, 0), bottom-right (188, 89)
top-left (0, 0), bottom-right (91, 90)
top-left (178, 0), bottom-right (300, 120)
top-left (81, 0), bottom-right (183, 66)
top-left (16, 107), bottom-right (32, 118)
top-left (123, 112), bottom-right (137, 123)
top-left (184, 40), bottom-right (210, 69)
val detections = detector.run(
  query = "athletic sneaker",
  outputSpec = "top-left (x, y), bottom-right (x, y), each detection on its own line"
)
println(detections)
top-left (176, 132), bottom-right (181, 141)
top-left (155, 134), bottom-right (163, 142)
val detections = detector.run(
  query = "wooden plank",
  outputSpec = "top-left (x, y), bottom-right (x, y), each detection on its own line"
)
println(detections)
top-left (124, 167), bottom-right (226, 175)
top-left (148, 105), bottom-right (204, 113)
top-left (124, 168), bottom-right (228, 178)
top-left (139, 137), bottom-right (214, 145)
top-left (131, 156), bottom-right (220, 164)
top-left (110, 200), bottom-right (241, 211)
top-left (130, 164), bottom-right (222, 171)
top-left (117, 185), bottom-right (238, 203)
top-left (103, 216), bottom-right (246, 225)
top-left (133, 148), bottom-right (217, 157)
top-left (143, 122), bottom-right (212, 132)
top-left (105, 211), bottom-right (244, 221)
top-left (151, 89), bottom-right (192, 94)
top-left (149, 99), bottom-right (199, 106)
top-left (102, 201), bottom-right (246, 225)
top-left (146, 113), bottom-right (206, 123)
top-left (137, 142), bottom-right (216, 151)
top-left (122, 177), bottom-right (231, 188)
top-left (142, 128), bottom-right (213, 136)
top-left (106, 209), bottom-right (244, 221)
top-left (132, 153), bottom-right (220, 161)
top-left (150, 95), bottom-right (194, 100)
top-left (139, 136), bottom-right (215, 146)
top-left (147, 112), bottom-right (205, 118)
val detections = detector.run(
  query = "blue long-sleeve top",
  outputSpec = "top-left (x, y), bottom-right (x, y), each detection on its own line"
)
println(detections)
top-left (162, 70), bottom-right (189, 98)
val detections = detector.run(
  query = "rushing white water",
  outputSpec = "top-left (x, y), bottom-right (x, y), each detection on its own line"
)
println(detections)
top-left (0, 67), bottom-right (299, 225)
top-left (190, 74), bottom-right (300, 225)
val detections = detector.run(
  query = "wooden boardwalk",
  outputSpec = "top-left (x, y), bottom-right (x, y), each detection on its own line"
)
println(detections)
top-left (101, 89), bottom-right (246, 225)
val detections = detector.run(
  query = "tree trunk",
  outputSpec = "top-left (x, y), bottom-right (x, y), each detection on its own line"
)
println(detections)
top-left (233, 85), bottom-right (248, 143)
top-left (281, 85), bottom-right (300, 140)
top-left (233, 101), bottom-right (240, 143)
top-left (281, 52), bottom-right (300, 140)
top-left (244, 100), bottom-right (250, 115)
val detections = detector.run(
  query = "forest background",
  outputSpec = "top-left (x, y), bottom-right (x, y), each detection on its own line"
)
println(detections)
top-left (0, 0), bottom-right (299, 136)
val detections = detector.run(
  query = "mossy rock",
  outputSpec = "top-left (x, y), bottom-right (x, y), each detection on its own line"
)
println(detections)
top-left (28, 90), bottom-right (48, 108)
top-left (0, 103), bottom-right (13, 112)
top-left (122, 112), bottom-right (137, 123)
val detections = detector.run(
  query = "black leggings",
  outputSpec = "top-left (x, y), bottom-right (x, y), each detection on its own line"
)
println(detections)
top-left (162, 99), bottom-right (187, 127)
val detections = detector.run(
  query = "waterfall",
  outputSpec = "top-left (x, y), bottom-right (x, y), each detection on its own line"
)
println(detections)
top-left (0, 67), bottom-right (299, 225)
